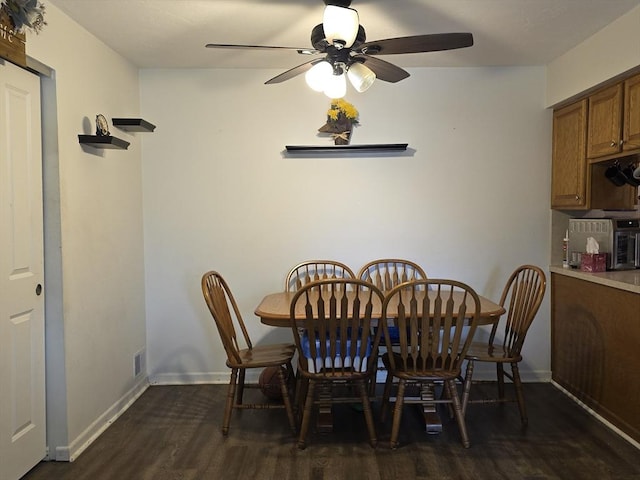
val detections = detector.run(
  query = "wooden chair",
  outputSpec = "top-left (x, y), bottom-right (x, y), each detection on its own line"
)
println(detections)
top-left (461, 265), bottom-right (546, 426)
top-left (285, 260), bottom-right (355, 292)
top-left (201, 271), bottom-right (297, 436)
top-left (289, 279), bottom-right (385, 449)
top-left (357, 259), bottom-right (427, 291)
top-left (379, 279), bottom-right (482, 449)
top-left (357, 259), bottom-right (427, 392)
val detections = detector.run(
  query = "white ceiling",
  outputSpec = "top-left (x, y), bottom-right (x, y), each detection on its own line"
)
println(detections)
top-left (48, 0), bottom-right (640, 70)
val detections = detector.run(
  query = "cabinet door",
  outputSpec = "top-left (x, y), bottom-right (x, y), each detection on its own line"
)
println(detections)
top-left (587, 83), bottom-right (623, 158)
top-left (551, 274), bottom-right (640, 444)
top-left (623, 73), bottom-right (640, 152)
top-left (551, 100), bottom-right (588, 209)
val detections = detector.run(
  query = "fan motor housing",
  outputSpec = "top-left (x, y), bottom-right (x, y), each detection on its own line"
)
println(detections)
top-left (324, 0), bottom-right (352, 7)
top-left (311, 24), bottom-right (366, 51)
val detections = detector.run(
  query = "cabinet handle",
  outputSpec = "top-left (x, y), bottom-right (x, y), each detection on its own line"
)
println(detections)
top-left (575, 195), bottom-right (580, 200)
top-left (610, 141), bottom-right (617, 147)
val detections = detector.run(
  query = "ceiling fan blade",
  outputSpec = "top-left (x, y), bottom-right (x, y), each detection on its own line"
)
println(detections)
top-left (265, 59), bottom-right (323, 84)
top-left (205, 43), bottom-right (319, 55)
top-left (360, 33), bottom-right (473, 55)
top-left (354, 55), bottom-right (410, 83)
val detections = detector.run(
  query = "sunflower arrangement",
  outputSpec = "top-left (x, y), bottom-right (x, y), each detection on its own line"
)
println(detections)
top-left (318, 99), bottom-right (359, 145)
top-left (326, 99), bottom-right (359, 125)
top-left (1, 0), bottom-right (46, 33)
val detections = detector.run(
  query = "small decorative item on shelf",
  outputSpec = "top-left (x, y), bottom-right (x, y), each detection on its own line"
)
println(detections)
top-left (95, 114), bottom-right (110, 136)
top-left (0, 0), bottom-right (46, 33)
top-left (318, 99), bottom-right (359, 145)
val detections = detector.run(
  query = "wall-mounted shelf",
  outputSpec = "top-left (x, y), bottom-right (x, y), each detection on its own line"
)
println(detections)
top-left (78, 135), bottom-right (130, 150)
top-left (285, 143), bottom-right (408, 153)
top-left (112, 118), bottom-right (156, 132)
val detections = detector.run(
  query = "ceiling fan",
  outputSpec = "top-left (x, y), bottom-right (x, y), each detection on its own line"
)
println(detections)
top-left (205, 0), bottom-right (473, 98)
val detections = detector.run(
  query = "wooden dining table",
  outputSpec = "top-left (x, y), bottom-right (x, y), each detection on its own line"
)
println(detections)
top-left (255, 289), bottom-right (505, 327)
top-left (254, 288), bottom-right (506, 434)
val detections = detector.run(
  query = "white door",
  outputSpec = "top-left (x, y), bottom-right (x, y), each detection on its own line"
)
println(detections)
top-left (0, 60), bottom-right (46, 480)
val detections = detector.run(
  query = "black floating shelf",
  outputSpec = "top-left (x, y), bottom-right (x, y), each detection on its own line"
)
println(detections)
top-left (78, 135), bottom-right (130, 150)
top-left (286, 143), bottom-right (408, 153)
top-left (112, 118), bottom-right (156, 132)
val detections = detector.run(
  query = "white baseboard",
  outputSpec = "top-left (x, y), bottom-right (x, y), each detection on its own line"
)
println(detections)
top-left (149, 372), bottom-right (233, 385)
top-left (551, 381), bottom-right (640, 450)
top-left (60, 377), bottom-right (150, 462)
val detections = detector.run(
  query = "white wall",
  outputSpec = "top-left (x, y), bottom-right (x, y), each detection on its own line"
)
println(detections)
top-left (25, 1), bottom-right (637, 461)
top-left (140, 66), bottom-right (552, 384)
top-left (26, 4), bottom-right (147, 460)
top-left (546, 4), bottom-right (640, 106)
top-left (12, 0), bottom-right (638, 463)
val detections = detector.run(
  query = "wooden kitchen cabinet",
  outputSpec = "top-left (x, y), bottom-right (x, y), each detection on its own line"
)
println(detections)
top-left (588, 73), bottom-right (640, 159)
top-left (551, 273), bottom-right (640, 443)
top-left (551, 100), bottom-right (588, 209)
top-left (551, 91), bottom-right (637, 211)
top-left (587, 83), bottom-right (623, 159)
top-left (623, 73), bottom-right (640, 152)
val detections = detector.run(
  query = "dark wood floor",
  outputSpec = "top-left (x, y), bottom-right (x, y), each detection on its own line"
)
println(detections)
top-left (22, 383), bottom-right (640, 480)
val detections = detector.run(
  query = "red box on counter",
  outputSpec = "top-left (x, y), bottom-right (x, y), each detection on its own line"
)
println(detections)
top-left (580, 253), bottom-right (607, 272)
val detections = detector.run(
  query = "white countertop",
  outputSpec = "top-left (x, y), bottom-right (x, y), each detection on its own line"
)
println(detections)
top-left (549, 265), bottom-right (640, 294)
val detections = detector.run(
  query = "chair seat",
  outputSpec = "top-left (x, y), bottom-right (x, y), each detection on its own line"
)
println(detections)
top-left (228, 343), bottom-right (295, 369)
top-left (465, 341), bottom-right (522, 363)
top-left (381, 352), bottom-right (461, 380)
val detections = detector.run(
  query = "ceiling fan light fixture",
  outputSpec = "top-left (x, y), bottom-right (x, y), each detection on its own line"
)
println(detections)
top-left (323, 72), bottom-right (347, 99)
top-left (305, 60), bottom-right (333, 91)
top-left (347, 62), bottom-right (376, 92)
top-left (323, 5), bottom-right (359, 48)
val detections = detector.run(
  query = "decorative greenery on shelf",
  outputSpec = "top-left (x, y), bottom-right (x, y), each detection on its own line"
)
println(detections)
top-left (318, 99), bottom-right (360, 145)
top-left (1, 0), bottom-right (46, 33)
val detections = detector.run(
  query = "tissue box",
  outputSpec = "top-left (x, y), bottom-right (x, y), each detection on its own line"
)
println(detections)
top-left (580, 253), bottom-right (607, 272)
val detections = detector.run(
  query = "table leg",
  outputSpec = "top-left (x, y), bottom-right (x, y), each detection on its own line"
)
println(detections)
top-left (420, 382), bottom-right (443, 434)
top-left (317, 383), bottom-right (333, 433)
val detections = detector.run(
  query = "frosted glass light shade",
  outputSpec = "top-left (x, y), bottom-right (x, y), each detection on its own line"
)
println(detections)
top-left (347, 63), bottom-right (376, 92)
top-left (323, 73), bottom-right (347, 99)
top-left (305, 61), bottom-right (333, 91)
top-left (323, 5), bottom-right (359, 48)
